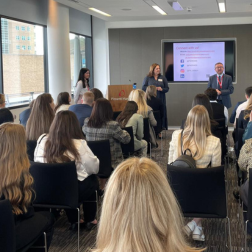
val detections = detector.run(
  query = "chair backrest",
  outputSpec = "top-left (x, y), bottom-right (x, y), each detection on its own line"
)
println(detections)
top-left (247, 169), bottom-right (252, 220)
top-left (121, 127), bottom-right (134, 154)
top-left (153, 110), bottom-right (162, 135)
top-left (167, 164), bottom-right (226, 218)
top-left (87, 140), bottom-right (112, 178)
top-left (30, 161), bottom-right (78, 209)
top-left (237, 128), bottom-right (245, 157)
top-left (0, 200), bottom-right (16, 252)
top-left (113, 111), bottom-right (122, 121)
top-left (143, 118), bottom-right (150, 143)
top-left (26, 140), bottom-right (37, 161)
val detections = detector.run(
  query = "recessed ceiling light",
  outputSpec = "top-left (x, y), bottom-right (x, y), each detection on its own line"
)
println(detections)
top-left (121, 8), bottom-right (132, 11)
top-left (89, 8), bottom-right (111, 17)
top-left (152, 6), bottom-right (167, 15)
top-left (218, 2), bottom-right (226, 13)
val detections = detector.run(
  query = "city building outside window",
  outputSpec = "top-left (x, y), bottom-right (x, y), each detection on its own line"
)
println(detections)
top-left (1, 18), bottom-right (45, 107)
top-left (16, 36), bottom-right (20, 40)
top-left (21, 36), bottom-right (25, 40)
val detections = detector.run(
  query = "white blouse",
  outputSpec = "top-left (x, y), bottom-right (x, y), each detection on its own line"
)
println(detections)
top-left (34, 134), bottom-right (99, 181)
top-left (74, 80), bottom-right (89, 104)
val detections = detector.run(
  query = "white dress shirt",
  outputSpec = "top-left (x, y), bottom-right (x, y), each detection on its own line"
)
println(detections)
top-left (234, 100), bottom-right (248, 126)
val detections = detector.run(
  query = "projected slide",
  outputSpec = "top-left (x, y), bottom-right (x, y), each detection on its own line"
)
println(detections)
top-left (173, 42), bottom-right (225, 81)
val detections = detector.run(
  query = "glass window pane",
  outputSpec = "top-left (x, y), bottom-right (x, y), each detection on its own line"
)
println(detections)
top-left (1, 18), bottom-right (45, 107)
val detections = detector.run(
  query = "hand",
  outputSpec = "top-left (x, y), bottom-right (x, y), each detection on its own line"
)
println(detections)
top-left (250, 111), bottom-right (252, 122)
top-left (156, 87), bottom-right (163, 91)
top-left (216, 89), bottom-right (221, 95)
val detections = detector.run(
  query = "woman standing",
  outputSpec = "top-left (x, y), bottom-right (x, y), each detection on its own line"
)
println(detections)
top-left (74, 68), bottom-right (90, 104)
top-left (168, 105), bottom-right (221, 241)
top-left (117, 101), bottom-right (147, 157)
top-left (142, 63), bottom-right (169, 129)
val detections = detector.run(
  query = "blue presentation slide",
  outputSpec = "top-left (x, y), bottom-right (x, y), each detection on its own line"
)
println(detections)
top-left (173, 42), bottom-right (225, 81)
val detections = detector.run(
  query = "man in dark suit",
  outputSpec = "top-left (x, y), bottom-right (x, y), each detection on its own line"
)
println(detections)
top-left (207, 62), bottom-right (234, 109)
top-left (69, 91), bottom-right (94, 128)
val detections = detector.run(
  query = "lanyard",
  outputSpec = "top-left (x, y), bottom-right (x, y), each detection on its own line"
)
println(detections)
top-left (217, 75), bottom-right (223, 88)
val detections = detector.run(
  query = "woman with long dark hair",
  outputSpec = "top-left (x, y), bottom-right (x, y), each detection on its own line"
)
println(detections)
top-left (74, 68), bottom-right (90, 104)
top-left (54, 92), bottom-right (71, 113)
top-left (0, 123), bottom-right (54, 250)
top-left (117, 101), bottom-right (147, 156)
top-left (34, 111), bottom-right (99, 229)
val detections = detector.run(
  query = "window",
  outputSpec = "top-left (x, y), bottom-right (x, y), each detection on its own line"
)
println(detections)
top-left (69, 33), bottom-right (93, 92)
top-left (27, 36), bottom-right (31, 41)
top-left (16, 36), bottom-right (20, 40)
top-left (27, 27), bottom-right (30, 31)
top-left (16, 26), bottom-right (19, 30)
top-left (1, 18), bottom-right (45, 107)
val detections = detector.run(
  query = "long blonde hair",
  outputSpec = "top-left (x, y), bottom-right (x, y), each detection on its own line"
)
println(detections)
top-left (179, 105), bottom-right (212, 160)
top-left (93, 157), bottom-right (204, 252)
top-left (26, 93), bottom-right (55, 140)
top-left (128, 89), bottom-right (148, 117)
top-left (244, 95), bottom-right (252, 119)
top-left (146, 85), bottom-right (157, 100)
top-left (0, 123), bottom-right (33, 215)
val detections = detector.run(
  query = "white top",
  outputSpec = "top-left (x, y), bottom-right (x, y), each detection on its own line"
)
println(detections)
top-left (34, 134), bottom-right (99, 181)
top-left (210, 100), bottom-right (229, 126)
top-left (74, 80), bottom-right (89, 104)
top-left (234, 100), bottom-right (248, 126)
top-left (168, 130), bottom-right (221, 168)
top-left (55, 104), bottom-right (70, 114)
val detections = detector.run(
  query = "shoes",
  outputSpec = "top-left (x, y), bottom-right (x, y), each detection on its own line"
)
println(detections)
top-left (69, 222), bottom-right (86, 231)
top-left (86, 221), bottom-right (97, 231)
top-left (184, 220), bottom-right (196, 236)
top-left (192, 226), bottom-right (205, 241)
top-left (233, 189), bottom-right (240, 202)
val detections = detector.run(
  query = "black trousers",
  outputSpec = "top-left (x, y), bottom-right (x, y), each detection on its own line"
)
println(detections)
top-left (65, 174), bottom-right (99, 223)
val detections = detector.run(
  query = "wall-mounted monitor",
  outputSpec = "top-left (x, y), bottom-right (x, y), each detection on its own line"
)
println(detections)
top-left (162, 39), bottom-right (236, 83)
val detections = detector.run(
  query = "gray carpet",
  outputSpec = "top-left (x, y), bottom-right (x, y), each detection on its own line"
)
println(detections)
top-left (47, 130), bottom-right (249, 252)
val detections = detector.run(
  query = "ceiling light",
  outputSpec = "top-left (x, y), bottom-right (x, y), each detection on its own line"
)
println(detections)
top-left (168, 1), bottom-right (183, 11)
top-left (218, 2), bottom-right (226, 13)
top-left (89, 8), bottom-right (111, 17)
top-left (152, 6), bottom-right (167, 15)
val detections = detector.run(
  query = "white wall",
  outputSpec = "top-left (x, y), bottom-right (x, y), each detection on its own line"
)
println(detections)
top-left (92, 16), bottom-right (110, 96)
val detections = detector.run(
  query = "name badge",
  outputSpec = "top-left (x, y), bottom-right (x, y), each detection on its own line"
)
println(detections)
top-left (158, 79), bottom-right (162, 82)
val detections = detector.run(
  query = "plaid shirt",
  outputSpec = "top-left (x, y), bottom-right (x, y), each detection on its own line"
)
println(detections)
top-left (83, 119), bottom-right (131, 168)
top-left (168, 130), bottom-right (221, 168)
top-left (238, 138), bottom-right (252, 179)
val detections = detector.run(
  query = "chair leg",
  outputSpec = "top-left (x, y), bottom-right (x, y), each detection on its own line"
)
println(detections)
top-left (161, 132), bottom-right (163, 156)
top-left (77, 207), bottom-right (80, 252)
top-left (227, 217), bottom-right (232, 252)
top-left (44, 232), bottom-right (47, 252)
top-left (245, 220), bottom-right (248, 252)
top-left (95, 190), bottom-right (99, 219)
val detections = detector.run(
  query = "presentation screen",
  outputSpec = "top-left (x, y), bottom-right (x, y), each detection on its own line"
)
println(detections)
top-left (163, 40), bottom-right (236, 83)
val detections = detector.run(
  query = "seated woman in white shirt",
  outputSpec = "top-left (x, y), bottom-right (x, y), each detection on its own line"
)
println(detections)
top-left (34, 110), bottom-right (99, 230)
top-left (54, 92), bottom-right (71, 114)
top-left (168, 105), bottom-right (221, 242)
top-left (116, 101), bottom-right (147, 157)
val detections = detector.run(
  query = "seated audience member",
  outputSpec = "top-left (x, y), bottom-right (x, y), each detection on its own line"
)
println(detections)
top-left (90, 88), bottom-right (104, 101)
top-left (230, 100), bottom-right (246, 124)
top-left (0, 94), bottom-right (6, 108)
top-left (146, 85), bottom-right (164, 136)
top-left (19, 100), bottom-right (35, 127)
top-left (92, 157), bottom-right (204, 252)
top-left (83, 98), bottom-right (130, 170)
top-left (234, 86), bottom-right (252, 126)
top-left (34, 111), bottom-right (99, 230)
top-left (26, 93), bottom-right (55, 141)
top-left (54, 92), bottom-right (71, 114)
top-left (204, 88), bottom-right (228, 127)
top-left (128, 89), bottom-right (157, 147)
top-left (69, 91), bottom-right (94, 128)
top-left (0, 123), bottom-right (54, 251)
top-left (169, 105), bottom-right (221, 241)
top-left (242, 110), bottom-right (252, 143)
top-left (0, 108), bottom-right (14, 124)
top-left (117, 101), bottom-right (147, 157)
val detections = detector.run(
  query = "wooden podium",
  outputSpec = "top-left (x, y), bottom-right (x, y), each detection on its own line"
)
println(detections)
top-left (108, 85), bottom-right (133, 111)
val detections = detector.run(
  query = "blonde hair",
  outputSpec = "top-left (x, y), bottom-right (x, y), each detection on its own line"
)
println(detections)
top-left (146, 85), bottom-right (157, 100)
top-left (0, 94), bottom-right (5, 107)
top-left (0, 123), bottom-right (33, 215)
top-left (83, 91), bottom-right (94, 105)
top-left (244, 95), bottom-right (252, 119)
top-left (93, 157), bottom-right (204, 252)
top-left (26, 93), bottom-right (55, 140)
top-left (179, 105), bottom-right (212, 160)
top-left (128, 89), bottom-right (148, 117)
top-left (147, 63), bottom-right (159, 77)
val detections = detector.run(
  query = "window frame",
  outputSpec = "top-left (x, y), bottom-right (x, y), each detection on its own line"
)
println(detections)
top-left (0, 15), bottom-right (48, 108)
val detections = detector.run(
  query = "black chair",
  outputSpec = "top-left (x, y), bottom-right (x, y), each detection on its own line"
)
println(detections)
top-left (238, 110), bottom-right (249, 130)
top-left (26, 140), bottom-right (37, 161)
top-left (167, 165), bottom-right (231, 250)
top-left (153, 110), bottom-right (163, 155)
top-left (121, 126), bottom-right (135, 158)
top-left (113, 111), bottom-right (121, 121)
top-left (0, 200), bottom-right (16, 252)
top-left (214, 118), bottom-right (227, 159)
top-left (143, 118), bottom-right (151, 158)
top-left (30, 161), bottom-right (80, 252)
top-left (87, 139), bottom-right (112, 178)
